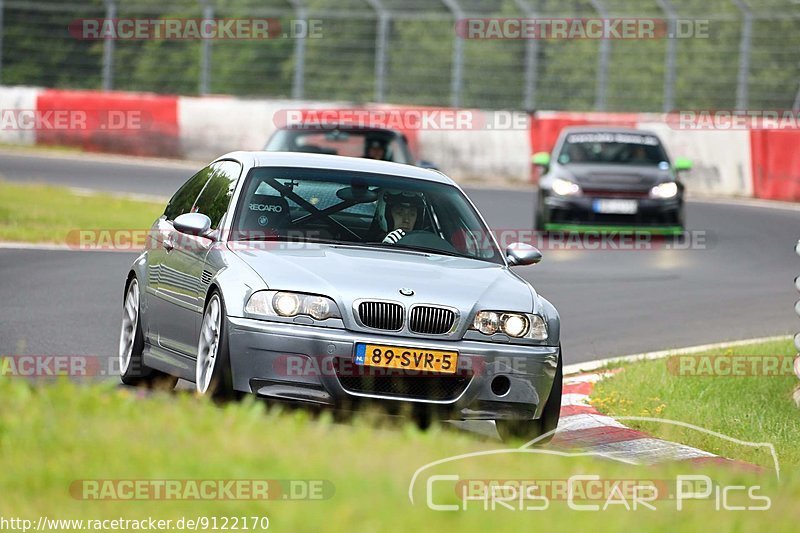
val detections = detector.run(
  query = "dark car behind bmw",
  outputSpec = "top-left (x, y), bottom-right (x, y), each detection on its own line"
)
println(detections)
top-left (532, 126), bottom-right (692, 233)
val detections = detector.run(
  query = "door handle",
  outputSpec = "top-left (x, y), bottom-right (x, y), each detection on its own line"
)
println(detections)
top-left (164, 239), bottom-right (174, 253)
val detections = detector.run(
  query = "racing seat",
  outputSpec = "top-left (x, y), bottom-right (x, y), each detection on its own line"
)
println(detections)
top-left (240, 194), bottom-right (291, 239)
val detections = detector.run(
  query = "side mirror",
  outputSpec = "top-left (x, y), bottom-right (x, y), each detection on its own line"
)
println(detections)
top-left (417, 160), bottom-right (438, 170)
top-left (674, 157), bottom-right (693, 172)
top-left (173, 213), bottom-right (212, 237)
top-left (506, 242), bottom-right (542, 267)
top-left (531, 152), bottom-right (551, 167)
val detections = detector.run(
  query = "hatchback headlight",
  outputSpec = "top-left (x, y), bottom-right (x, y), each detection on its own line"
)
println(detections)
top-left (551, 177), bottom-right (581, 196)
top-left (471, 311), bottom-right (548, 340)
top-left (650, 182), bottom-right (678, 199)
top-left (246, 290), bottom-right (341, 321)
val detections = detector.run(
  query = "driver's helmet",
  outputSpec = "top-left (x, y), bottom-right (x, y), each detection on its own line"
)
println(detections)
top-left (365, 138), bottom-right (387, 160)
top-left (376, 190), bottom-right (425, 232)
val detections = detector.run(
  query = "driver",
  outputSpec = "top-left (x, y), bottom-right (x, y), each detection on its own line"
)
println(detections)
top-left (379, 190), bottom-right (425, 244)
top-left (365, 139), bottom-right (387, 160)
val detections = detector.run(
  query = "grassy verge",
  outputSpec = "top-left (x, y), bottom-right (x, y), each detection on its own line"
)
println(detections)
top-left (0, 181), bottom-right (163, 243)
top-left (0, 377), bottom-right (798, 530)
top-left (591, 338), bottom-right (800, 468)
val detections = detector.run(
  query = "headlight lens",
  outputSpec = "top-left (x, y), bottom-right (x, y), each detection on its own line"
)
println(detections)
top-left (245, 290), bottom-right (341, 321)
top-left (471, 311), bottom-right (548, 340)
top-left (274, 292), bottom-right (301, 316)
top-left (551, 177), bottom-right (581, 196)
top-left (650, 181), bottom-right (678, 199)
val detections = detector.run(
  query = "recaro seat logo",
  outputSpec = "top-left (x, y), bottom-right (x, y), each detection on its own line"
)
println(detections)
top-left (249, 203), bottom-right (283, 212)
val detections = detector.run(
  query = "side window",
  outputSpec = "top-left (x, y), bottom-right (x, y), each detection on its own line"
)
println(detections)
top-left (164, 167), bottom-right (213, 221)
top-left (191, 160), bottom-right (242, 228)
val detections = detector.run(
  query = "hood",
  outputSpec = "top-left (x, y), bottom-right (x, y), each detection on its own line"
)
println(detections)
top-left (560, 163), bottom-right (671, 191)
top-left (231, 243), bottom-right (536, 319)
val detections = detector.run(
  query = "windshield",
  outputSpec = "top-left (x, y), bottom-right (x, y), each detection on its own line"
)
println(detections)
top-left (231, 167), bottom-right (502, 264)
top-left (558, 132), bottom-right (669, 166)
top-left (265, 129), bottom-right (411, 164)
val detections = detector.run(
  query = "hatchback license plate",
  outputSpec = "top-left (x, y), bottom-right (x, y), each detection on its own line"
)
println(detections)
top-left (592, 199), bottom-right (638, 214)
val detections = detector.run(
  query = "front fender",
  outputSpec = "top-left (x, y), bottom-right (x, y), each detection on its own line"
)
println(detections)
top-left (537, 295), bottom-right (561, 348)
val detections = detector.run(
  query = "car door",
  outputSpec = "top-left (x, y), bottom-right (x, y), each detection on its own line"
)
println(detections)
top-left (157, 161), bottom-right (242, 356)
top-left (149, 165), bottom-right (213, 354)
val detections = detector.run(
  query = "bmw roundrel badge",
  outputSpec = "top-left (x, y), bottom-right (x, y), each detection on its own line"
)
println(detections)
top-left (399, 288), bottom-right (414, 296)
top-left (258, 215), bottom-right (269, 226)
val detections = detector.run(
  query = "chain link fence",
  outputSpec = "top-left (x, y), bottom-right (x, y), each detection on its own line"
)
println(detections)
top-left (1, 0), bottom-right (798, 111)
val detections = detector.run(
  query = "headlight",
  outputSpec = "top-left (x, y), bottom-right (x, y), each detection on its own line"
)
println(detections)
top-left (551, 177), bottom-right (581, 196)
top-left (245, 290), bottom-right (341, 320)
top-left (650, 182), bottom-right (678, 199)
top-left (471, 311), bottom-right (548, 340)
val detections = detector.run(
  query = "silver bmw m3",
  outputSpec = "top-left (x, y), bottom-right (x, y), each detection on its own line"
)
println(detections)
top-left (119, 152), bottom-right (562, 442)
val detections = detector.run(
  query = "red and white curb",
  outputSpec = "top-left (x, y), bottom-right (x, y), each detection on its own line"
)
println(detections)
top-left (552, 371), bottom-right (763, 472)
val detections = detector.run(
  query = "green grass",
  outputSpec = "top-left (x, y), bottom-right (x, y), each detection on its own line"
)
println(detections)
top-left (0, 181), bottom-right (164, 243)
top-left (1, 377), bottom-right (799, 530)
top-left (591, 339), bottom-right (800, 468)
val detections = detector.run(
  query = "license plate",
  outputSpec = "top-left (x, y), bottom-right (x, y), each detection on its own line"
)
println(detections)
top-left (592, 199), bottom-right (638, 215)
top-left (354, 343), bottom-right (458, 374)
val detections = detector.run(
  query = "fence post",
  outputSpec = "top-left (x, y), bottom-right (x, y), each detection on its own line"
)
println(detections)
top-left (367, 0), bottom-right (389, 103)
top-left (0, 0), bottom-right (4, 85)
top-left (732, 0), bottom-right (752, 110)
top-left (441, 0), bottom-right (464, 108)
top-left (655, 0), bottom-right (677, 112)
top-left (290, 0), bottom-right (307, 100)
top-left (102, 0), bottom-right (117, 91)
top-left (199, 0), bottom-right (213, 96)
top-left (589, 0), bottom-right (610, 111)
top-left (514, 0), bottom-right (539, 110)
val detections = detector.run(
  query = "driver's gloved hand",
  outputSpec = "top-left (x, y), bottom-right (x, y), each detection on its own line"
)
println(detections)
top-left (382, 229), bottom-right (406, 244)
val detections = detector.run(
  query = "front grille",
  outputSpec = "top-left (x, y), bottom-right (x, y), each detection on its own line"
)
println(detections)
top-left (582, 188), bottom-right (649, 198)
top-left (358, 301), bottom-right (404, 331)
top-left (337, 374), bottom-right (471, 401)
top-left (409, 306), bottom-right (457, 335)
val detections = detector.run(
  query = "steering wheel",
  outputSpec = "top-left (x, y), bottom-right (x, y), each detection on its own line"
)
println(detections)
top-left (395, 230), bottom-right (458, 253)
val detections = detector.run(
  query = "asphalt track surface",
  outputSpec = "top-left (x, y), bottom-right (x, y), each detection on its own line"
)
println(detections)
top-left (1, 151), bottom-right (798, 369)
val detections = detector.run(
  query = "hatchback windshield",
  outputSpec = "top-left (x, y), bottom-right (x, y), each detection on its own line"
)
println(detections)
top-left (231, 167), bottom-right (502, 264)
top-left (558, 132), bottom-right (668, 166)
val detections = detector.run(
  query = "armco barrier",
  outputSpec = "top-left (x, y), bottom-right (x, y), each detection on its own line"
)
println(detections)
top-left (0, 86), bottom-right (42, 146)
top-left (2, 85), bottom-right (799, 200)
top-left (750, 130), bottom-right (800, 202)
top-left (35, 89), bottom-right (179, 158)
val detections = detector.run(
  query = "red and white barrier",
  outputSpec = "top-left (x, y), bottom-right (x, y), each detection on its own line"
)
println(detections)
top-left (1, 85), bottom-right (798, 201)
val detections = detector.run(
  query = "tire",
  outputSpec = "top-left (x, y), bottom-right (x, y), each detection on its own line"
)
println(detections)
top-left (119, 277), bottom-right (177, 389)
top-left (534, 192), bottom-right (547, 232)
top-left (195, 291), bottom-right (238, 401)
top-left (495, 351), bottom-right (562, 445)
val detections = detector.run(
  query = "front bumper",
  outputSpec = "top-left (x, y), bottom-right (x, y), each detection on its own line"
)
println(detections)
top-left (227, 316), bottom-right (560, 421)
top-left (544, 193), bottom-right (683, 228)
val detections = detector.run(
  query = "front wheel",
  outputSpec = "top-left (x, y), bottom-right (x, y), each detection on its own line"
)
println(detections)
top-left (196, 292), bottom-right (237, 401)
top-left (119, 277), bottom-right (177, 389)
top-left (495, 351), bottom-right (562, 444)
top-left (534, 192), bottom-right (548, 232)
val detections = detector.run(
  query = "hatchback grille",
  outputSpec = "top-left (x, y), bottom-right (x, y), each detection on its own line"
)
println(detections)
top-left (409, 306), bottom-right (457, 335)
top-left (358, 301), bottom-right (404, 331)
